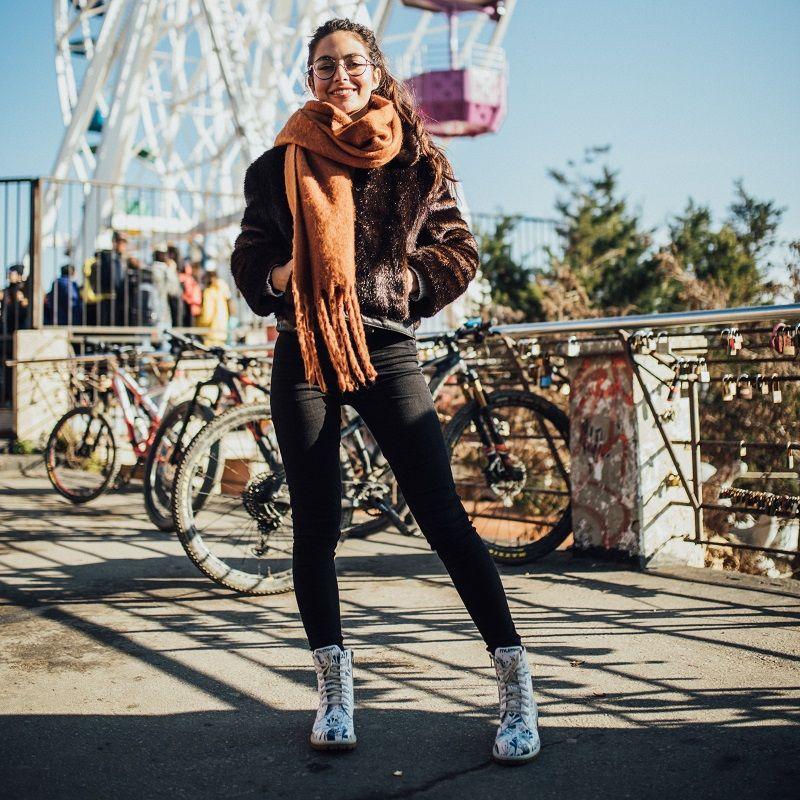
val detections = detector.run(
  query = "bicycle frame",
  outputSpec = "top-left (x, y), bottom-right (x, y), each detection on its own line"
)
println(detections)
top-left (110, 361), bottom-right (178, 457)
top-left (166, 360), bottom-right (269, 465)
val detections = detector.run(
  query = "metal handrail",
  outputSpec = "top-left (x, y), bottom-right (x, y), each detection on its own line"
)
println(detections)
top-left (416, 302), bottom-right (800, 343)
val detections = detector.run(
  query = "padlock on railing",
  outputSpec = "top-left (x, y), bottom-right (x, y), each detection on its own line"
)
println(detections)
top-left (755, 374), bottom-right (769, 397)
top-left (697, 357), bottom-right (710, 383)
top-left (739, 440), bottom-right (747, 458)
top-left (770, 322), bottom-right (795, 356)
top-left (566, 336), bottom-right (580, 357)
top-left (737, 374), bottom-right (753, 400)
top-left (787, 444), bottom-right (795, 471)
top-left (721, 328), bottom-right (732, 356)
top-left (771, 374), bottom-right (782, 403)
top-left (528, 338), bottom-right (541, 357)
top-left (665, 358), bottom-right (685, 401)
top-left (633, 330), bottom-right (652, 354)
top-left (721, 374), bottom-right (736, 401)
top-left (539, 357), bottom-right (553, 389)
top-left (655, 332), bottom-right (670, 354)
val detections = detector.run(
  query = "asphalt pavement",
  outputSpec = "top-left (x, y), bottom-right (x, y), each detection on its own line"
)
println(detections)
top-left (1, 468), bottom-right (799, 800)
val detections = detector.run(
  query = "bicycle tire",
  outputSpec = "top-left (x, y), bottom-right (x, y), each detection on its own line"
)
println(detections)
top-left (143, 399), bottom-right (216, 531)
top-left (172, 402), bottom-right (354, 595)
top-left (45, 406), bottom-right (119, 504)
top-left (443, 389), bottom-right (572, 564)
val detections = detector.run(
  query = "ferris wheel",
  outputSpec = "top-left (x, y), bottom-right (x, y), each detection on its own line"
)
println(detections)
top-left (50, 0), bottom-right (515, 307)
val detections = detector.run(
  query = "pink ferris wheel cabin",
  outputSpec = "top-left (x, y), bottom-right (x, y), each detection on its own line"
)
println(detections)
top-left (400, 1), bottom-right (509, 138)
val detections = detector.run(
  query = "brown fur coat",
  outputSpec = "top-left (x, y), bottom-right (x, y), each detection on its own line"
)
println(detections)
top-left (230, 129), bottom-right (480, 335)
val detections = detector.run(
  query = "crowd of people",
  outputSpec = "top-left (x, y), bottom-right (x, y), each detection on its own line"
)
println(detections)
top-left (0, 232), bottom-right (238, 346)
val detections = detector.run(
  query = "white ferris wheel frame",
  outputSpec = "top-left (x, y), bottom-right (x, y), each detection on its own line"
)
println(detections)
top-left (49, 0), bottom-right (515, 273)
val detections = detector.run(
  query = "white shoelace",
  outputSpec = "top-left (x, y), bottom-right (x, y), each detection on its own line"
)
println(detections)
top-left (320, 658), bottom-right (347, 708)
top-left (498, 662), bottom-right (524, 716)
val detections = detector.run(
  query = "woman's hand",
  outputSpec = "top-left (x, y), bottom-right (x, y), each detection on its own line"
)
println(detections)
top-left (270, 257), bottom-right (294, 293)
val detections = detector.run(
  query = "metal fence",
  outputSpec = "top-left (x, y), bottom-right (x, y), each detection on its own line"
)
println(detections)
top-left (470, 211), bottom-right (558, 273)
top-left (419, 304), bottom-right (800, 572)
top-left (0, 179), bottom-right (36, 406)
top-left (0, 175), bottom-right (558, 409)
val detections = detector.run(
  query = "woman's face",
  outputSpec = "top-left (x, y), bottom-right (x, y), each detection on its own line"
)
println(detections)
top-left (308, 32), bottom-right (381, 120)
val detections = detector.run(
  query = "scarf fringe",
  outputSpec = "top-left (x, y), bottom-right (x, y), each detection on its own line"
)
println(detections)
top-left (294, 285), bottom-right (328, 393)
top-left (311, 285), bottom-right (377, 394)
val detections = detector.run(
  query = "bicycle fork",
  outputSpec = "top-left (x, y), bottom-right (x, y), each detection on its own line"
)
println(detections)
top-left (458, 362), bottom-right (525, 485)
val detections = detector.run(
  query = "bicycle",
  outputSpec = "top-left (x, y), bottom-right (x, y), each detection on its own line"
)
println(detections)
top-left (170, 320), bottom-right (571, 594)
top-left (44, 344), bottom-right (181, 503)
top-left (344, 320), bottom-right (572, 564)
top-left (142, 331), bottom-right (270, 531)
top-left (440, 321), bottom-right (572, 563)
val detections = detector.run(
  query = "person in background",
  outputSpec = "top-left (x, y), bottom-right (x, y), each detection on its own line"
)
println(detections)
top-left (166, 243), bottom-right (184, 326)
top-left (119, 257), bottom-right (158, 327)
top-left (82, 230), bottom-right (127, 326)
top-left (151, 243), bottom-right (182, 331)
top-left (1, 264), bottom-right (29, 333)
top-left (196, 263), bottom-right (230, 345)
top-left (44, 264), bottom-right (82, 325)
top-left (178, 261), bottom-right (202, 327)
top-left (1, 264), bottom-right (28, 403)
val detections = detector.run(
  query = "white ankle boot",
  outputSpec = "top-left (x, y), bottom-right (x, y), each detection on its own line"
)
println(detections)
top-left (491, 645), bottom-right (541, 764)
top-left (310, 645), bottom-right (356, 750)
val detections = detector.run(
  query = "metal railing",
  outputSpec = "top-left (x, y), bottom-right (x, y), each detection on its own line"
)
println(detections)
top-left (419, 303), bottom-right (800, 569)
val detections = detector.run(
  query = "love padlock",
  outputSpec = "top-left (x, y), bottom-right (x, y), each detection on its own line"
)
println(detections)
top-left (636, 331), bottom-right (652, 354)
top-left (539, 357), bottom-right (553, 389)
top-left (770, 375), bottom-right (782, 403)
top-left (697, 358), bottom-right (710, 383)
top-left (792, 324), bottom-right (800, 357)
top-left (566, 336), bottom-right (580, 357)
top-left (722, 374), bottom-right (736, 401)
top-left (529, 338), bottom-right (541, 357)
top-left (739, 440), bottom-right (747, 458)
top-left (755, 374), bottom-right (769, 396)
top-left (787, 445), bottom-right (795, 471)
top-left (769, 322), bottom-right (791, 355)
top-left (721, 328), bottom-right (734, 356)
top-left (733, 329), bottom-right (744, 352)
top-left (655, 332), bottom-right (670, 354)
top-left (737, 374), bottom-right (753, 399)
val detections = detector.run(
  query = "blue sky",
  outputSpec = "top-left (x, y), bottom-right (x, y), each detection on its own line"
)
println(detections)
top-left (1, 1), bottom-right (798, 249)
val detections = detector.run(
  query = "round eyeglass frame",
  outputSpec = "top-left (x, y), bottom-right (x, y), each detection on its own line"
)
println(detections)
top-left (308, 55), bottom-right (376, 81)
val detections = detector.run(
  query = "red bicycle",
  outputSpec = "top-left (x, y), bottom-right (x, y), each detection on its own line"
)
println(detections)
top-left (45, 344), bottom-right (183, 503)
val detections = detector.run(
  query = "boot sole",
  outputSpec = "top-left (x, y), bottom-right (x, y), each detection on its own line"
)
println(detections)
top-left (492, 745), bottom-right (541, 766)
top-left (310, 737), bottom-right (357, 751)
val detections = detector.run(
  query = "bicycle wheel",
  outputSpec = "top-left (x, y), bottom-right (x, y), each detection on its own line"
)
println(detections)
top-left (172, 402), bottom-right (354, 595)
top-left (444, 390), bottom-right (571, 564)
top-left (143, 399), bottom-right (216, 531)
top-left (340, 421), bottom-right (410, 539)
top-left (45, 406), bottom-right (119, 503)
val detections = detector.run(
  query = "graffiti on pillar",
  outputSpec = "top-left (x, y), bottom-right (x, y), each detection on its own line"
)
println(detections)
top-left (569, 354), bottom-right (640, 553)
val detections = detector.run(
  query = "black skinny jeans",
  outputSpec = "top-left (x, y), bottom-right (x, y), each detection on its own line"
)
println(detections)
top-left (269, 325), bottom-right (522, 654)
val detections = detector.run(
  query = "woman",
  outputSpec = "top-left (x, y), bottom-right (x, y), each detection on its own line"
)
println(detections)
top-left (197, 264), bottom-right (231, 346)
top-left (231, 17), bottom-right (539, 765)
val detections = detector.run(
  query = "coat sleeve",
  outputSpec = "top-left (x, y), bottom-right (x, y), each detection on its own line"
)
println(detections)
top-left (406, 181), bottom-right (479, 319)
top-left (230, 158), bottom-right (292, 318)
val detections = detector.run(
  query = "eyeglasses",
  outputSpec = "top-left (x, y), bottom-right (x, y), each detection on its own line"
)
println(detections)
top-left (308, 55), bottom-right (375, 81)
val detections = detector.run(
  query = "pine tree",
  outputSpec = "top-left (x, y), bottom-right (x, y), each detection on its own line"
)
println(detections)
top-left (475, 214), bottom-right (543, 322)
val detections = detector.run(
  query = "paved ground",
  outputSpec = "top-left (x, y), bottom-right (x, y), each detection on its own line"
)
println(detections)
top-left (1, 467), bottom-right (799, 800)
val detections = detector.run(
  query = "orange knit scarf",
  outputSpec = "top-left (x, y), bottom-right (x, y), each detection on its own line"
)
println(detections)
top-left (274, 94), bottom-right (404, 393)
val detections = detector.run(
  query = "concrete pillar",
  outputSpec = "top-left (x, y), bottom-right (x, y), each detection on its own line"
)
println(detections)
top-left (566, 335), bottom-right (706, 568)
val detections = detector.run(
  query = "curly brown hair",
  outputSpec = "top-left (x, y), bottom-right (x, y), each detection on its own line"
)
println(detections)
top-left (306, 17), bottom-right (457, 199)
